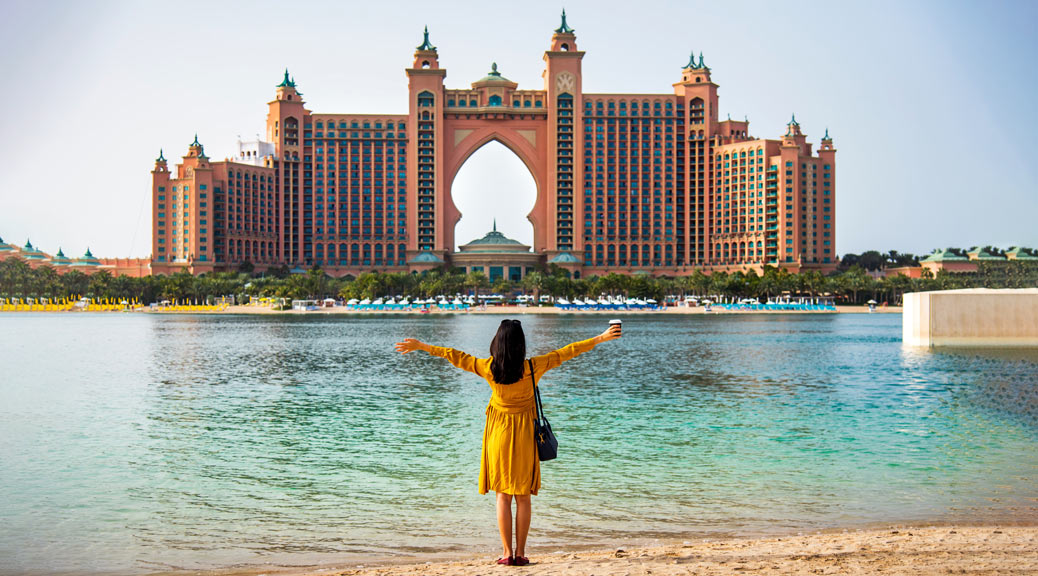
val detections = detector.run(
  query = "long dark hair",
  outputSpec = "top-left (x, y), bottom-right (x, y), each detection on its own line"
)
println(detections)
top-left (490, 319), bottom-right (526, 384)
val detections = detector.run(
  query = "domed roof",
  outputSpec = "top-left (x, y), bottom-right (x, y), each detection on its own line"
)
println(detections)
top-left (548, 251), bottom-right (581, 264)
top-left (408, 251), bottom-right (445, 264)
top-left (921, 249), bottom-right (968, 263)
top-left (459, 222), bottom-right (529, 253)
top-left (472, 63), bottom-right (517, 88)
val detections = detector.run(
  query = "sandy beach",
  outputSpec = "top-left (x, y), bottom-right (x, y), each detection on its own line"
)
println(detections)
top-left (153, 525), bottom-right (1037, 576)
top-left (210, 304), bottom-right (902, 316)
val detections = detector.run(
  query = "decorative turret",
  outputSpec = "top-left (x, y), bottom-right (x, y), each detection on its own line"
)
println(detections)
top-left (276, 69), bottom-right (296, 89)
top-left (71, 248), bottom-right (101, 268)
top-left (684, 51), bottom-right (700, 70)
top-left (417, 25), bottom-right (436, 51)
top-left (785, 114), bottom-right (802, 137)
top-left (187, 134), bottom-right (207, 160)
top-left (678, 51), bottom-right (712, 84)
top-left (820, 126), bottom-right (834, 151)
top-left (154, 148), bottom-right (168, 172)
top-left (554, 9), bottom-right (575, 34)
top-left (21, 240), bottom-right (46, 260)
top-left (412, 25), bottom-right (441, 69)
top-left (273, 68), bottom-right (303, 103)
top-left (51, 248), bottom-right (71, 266)
top-left (548, 9), bottom-right (578, 51)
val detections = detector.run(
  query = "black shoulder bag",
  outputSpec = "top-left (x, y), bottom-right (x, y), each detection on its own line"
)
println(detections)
top-left (528, 359), bottom-right (557, 461)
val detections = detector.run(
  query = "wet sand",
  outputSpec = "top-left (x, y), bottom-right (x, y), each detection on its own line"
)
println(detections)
top-left (152, 525), bottom-right (1037, 576)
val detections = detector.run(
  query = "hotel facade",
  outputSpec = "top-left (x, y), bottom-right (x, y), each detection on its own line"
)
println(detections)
top-left (151, 13), bottom-right (836, 279)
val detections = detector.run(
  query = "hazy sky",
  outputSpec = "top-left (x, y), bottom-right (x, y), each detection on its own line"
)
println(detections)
top-left (1, 0), bottom-right (1035, 259)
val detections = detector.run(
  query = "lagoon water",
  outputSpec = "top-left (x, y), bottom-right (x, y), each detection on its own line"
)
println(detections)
top-left (0, 313), bottom-right (1036, 574)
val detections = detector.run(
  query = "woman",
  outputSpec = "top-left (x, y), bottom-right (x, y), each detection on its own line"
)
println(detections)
top-left (394, 319), bottom-right (621, 566)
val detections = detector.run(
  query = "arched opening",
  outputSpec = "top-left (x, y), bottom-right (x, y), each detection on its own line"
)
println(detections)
top-left (451, 140), bottom-right (536, 251)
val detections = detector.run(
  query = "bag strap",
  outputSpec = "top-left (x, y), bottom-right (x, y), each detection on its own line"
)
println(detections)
top-left (528, 359), bottom-right (547, 425)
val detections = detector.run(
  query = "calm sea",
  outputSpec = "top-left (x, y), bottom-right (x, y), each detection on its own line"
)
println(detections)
top-left (0, 313), bottom-right (1035, 574)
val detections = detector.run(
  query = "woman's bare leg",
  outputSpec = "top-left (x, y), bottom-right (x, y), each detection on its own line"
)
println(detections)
top-left (496, 492), bottom-right (514, 558)
top-left (515, 494), bottom-right (532, 558)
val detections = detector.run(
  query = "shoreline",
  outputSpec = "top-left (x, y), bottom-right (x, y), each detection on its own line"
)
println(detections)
top-left (146, 524), bottom-right (1038, 576)
top-left (0, 304), bottom-right (901, 315)
top-left (168, 304), bottom-right (903, 315)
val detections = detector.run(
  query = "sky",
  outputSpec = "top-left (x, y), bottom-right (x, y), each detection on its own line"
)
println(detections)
top-left (0, 0), bottom-right (1035, 259)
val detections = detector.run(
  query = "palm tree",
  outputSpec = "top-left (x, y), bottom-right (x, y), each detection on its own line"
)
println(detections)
top-left (521, 270), bottom-right (547, 303)
top-left (465, 270), bottom-right (489, 299)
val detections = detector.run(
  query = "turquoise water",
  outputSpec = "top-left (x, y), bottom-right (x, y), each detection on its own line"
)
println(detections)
top-left (0, 313), bottom-right (1035, 574)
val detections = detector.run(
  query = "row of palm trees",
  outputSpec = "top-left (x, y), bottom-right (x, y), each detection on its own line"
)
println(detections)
top-left (4, 257), bottom-right (1035, 306)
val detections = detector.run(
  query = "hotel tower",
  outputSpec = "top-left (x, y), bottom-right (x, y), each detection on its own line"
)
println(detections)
top-left (151, 12), bottom-right (836, 279)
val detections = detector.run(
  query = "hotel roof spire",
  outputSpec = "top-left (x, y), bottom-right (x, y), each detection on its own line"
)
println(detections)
top-left (417, 25), bottom-right (436, 51)
top-left (555, 9), bottom-right (574, 34)
top-left (785, 114), bottom-right (804, 138)
top-left (684, 51), bottom-right (699, 69)
top-left (156, 149), bottom-right (165, 162)
top-left (276, 68), bottom-right (296, 88)
top-left (698, 52), bottom-right (707, 69)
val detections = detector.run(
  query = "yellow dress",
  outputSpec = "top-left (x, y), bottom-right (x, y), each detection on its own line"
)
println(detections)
top-left (429, 337), bottom-right (597, 495)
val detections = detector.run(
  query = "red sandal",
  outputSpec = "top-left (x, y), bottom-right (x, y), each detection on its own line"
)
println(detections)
top-left (496, 556), bottom-right (515, 566)
top-left (514, 556), bottom-right (530, 566)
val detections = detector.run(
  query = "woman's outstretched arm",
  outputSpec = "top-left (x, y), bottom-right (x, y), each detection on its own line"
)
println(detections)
top-left (394, 338), bottom-right (432, 355)
top-left (532, 324), bottom-right (621, 376)
top-left (394, 338), bottom-right (486, 377)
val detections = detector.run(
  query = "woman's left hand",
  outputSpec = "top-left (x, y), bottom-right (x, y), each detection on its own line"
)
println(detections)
top-left (394, 338), bottom-right (428, 354)
top-left (595, 324), bottom-right (622, 343)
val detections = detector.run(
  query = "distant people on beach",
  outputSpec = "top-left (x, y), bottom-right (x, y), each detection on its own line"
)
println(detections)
top-left (394, 320), bottom-right (622, 566)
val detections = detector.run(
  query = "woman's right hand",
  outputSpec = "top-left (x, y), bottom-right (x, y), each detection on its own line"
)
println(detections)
top-left (595, 324), bottom-right (622, 344)
top-left (394, 338), bottom-right (429, 354)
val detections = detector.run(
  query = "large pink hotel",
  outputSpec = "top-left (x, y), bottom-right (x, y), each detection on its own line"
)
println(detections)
top-left (151, 13), bottom-right (836, 278)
